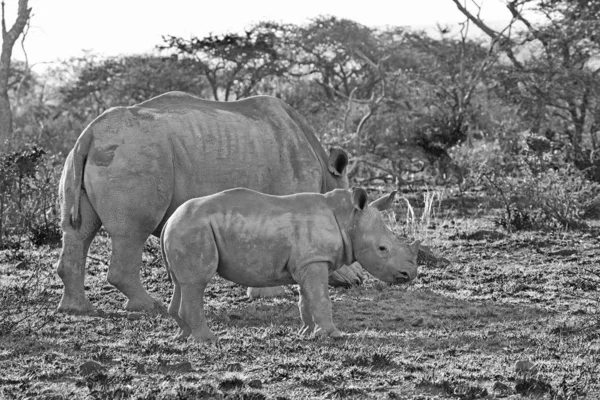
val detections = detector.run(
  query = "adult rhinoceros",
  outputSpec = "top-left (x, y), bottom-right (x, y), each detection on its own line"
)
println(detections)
top-left (57, 91), bottom-right (352, 314)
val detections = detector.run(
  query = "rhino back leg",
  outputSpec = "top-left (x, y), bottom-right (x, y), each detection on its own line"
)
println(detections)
top-left (166, 224), bottom-right (219, 343)
top-left (87, 169), bottom-right (173, 311)
top-left (57, 190), bottom-right (101, 313)
top-left (168, 274), bottom-right (191, 340)
top-left (106, 234), bottom-right (166, 312)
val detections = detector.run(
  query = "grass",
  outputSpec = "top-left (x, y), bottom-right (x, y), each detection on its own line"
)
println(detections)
top-left (1, 191), bottom-right (599, 399)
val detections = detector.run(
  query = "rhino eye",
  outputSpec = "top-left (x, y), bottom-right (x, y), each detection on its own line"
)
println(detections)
top-left (378, 245), bottom-right (388, 253)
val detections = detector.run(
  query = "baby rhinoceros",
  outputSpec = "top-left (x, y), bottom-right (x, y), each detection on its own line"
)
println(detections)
top-left (160, 187), bottom-right (420, 342)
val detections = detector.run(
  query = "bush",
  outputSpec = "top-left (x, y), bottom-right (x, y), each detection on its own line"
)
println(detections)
top-left (0, 254), bottom-right (55, 335)
top-left (480, 154), bottom-right (600, 231)
top-left (0, 145), bottom-right (62, 249)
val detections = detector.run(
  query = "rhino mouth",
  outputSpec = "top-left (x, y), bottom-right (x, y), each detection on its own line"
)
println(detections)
top-left (394, 271), bottom-right (411, 284)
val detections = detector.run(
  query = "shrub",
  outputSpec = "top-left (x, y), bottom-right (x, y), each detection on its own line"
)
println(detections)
top-left (0, 254), bottom-right (55, 335)
top-left (0, 145), bottom-right (62, 248)
top-left (480, 154), bottom-right (600, 231)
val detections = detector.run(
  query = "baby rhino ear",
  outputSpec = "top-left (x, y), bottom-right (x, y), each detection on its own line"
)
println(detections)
top-left (369, 191), bottom-right (397, 211)
top-left (410, 240), bottom-right (421, 255)
top-left (352, 187), bottom-right (368, 211)
top-left (328, 147), bottom-right (348, 176)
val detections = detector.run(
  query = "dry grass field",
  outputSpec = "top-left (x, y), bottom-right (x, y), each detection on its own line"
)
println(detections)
top-left (1, 191), bottom-right (599, 399)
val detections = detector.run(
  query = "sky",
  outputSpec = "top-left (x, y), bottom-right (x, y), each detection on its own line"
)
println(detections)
top-left (4, 0), bottom-right (516, 68)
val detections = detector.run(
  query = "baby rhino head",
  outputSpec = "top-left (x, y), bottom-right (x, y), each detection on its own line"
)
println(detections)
top-left (349, 188), bottom-right (419, 284)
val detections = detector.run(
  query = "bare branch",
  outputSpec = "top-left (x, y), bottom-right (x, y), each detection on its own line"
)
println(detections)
top-left (353, 158), bottom-right (397, 178)
top-left (451, 0), bottom-right (523, 69)
top-left (320, 82), bottom-right (373, 104)
top-left (344, 87), bottom-right (357, 134)
top-left (14, 15), bottom-right (30, 107)
top-left (3, 0), bottom-right (31, 45)
top-left (507, 0), bottom-right (548, 49)
top-left (1, 1), bottom-right (6, 37)
top-left (451, 0), bottom-right (499, 38)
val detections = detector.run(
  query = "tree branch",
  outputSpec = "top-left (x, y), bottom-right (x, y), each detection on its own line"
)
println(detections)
top-left (451, 0), bottom-right (499, 38)
top-left (1, 1), bottom-right (6, 37)
top-left (3, 0), bottom-right (30, 46)
top-left (451, 0), bottom-right (523, 69)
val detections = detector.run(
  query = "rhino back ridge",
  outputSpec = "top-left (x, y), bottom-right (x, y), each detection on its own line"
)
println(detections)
top-left (81, 92), bottom-right (340, 236)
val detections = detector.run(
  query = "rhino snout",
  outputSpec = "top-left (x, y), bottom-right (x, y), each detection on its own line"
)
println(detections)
top-left (394, 271), bottom-right (412, 284)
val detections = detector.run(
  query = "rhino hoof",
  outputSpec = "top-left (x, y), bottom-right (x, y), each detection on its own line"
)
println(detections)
top-left (329, 330), bottom-right (344, 339)
top-left (313, 327), bottom-right (343, 340)
top-left (298, 325), bottom-right (316, 337)
top-left (57, 297), bottom-right (96, 315)
top-left (191, 330), bottom-right (218, 343)
top-left (125, 296), bottom-right (164, 312)
top-left (174, 328), bottom-right (191, 341)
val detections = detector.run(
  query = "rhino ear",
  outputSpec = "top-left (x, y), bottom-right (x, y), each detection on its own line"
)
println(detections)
top-left (410, 240), bottom-right (421, 255)
top-left (352, 187), bottom-right (368, 211)
top-left (369, 190), bottom-right (397, 211)
top-left (328, 147), bottom-right (348, 176)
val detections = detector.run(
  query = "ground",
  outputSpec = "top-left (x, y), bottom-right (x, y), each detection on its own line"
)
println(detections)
top-left (1, 190), bottom-right (599, 399)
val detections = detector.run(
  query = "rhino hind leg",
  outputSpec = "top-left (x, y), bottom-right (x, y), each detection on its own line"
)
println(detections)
top-left (180, 282), bottom-right (217, 343)
top-left (167, 227), bottom-right (219, 343)
top-left (107, 235), bottom-right (164, 312)
top-left (57, 191), bottom-right (101, 314)
top-left (168, 277), bottom-right (192, 340)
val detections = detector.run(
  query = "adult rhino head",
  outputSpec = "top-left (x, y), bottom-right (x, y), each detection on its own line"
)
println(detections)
top-left (342, 188), bottom-right (419, 284)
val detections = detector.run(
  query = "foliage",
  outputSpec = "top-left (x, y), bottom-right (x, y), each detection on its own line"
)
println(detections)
top-left (1, 12), bottom-right (599, 239)
top-left (61, 54), bottom-right (208, 118)
top-left (0, 252), bottom-right (54, 336)
top-left (478, 144), bottom-right (600, 231)
top-left (160, 21), bottom-right (291, 101)
top-left (456, 0), bottom-right (600, 180)
top-left (0, 145), bottom-right (61, 249)
top-left (0, 0), bottom-right (32, 145)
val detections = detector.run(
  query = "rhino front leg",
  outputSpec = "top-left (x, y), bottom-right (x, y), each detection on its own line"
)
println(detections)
top-left (297, 291), bottom-right (315, 336)
top-left (328, 262), bottom-right (365, 288)
top-left (293, 263), bottom-right (342, 339)
top-left (107, 235), bottom-right (165, 312)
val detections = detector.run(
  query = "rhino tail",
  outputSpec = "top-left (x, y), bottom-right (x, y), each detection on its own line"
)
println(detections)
top-left (68, 126), bottom-right (94, 230)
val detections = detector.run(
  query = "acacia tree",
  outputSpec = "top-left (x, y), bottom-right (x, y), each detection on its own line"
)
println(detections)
top-left (62, 54), bottom-right (208, 120)
top-left (288, 17), bottom-right (379, 100)
top-left (452, 0), bottom-right (600, 165)
top-left (160, 22), bottom-right (292, 101)
top-left (0, 0), bottom-right (30, 147)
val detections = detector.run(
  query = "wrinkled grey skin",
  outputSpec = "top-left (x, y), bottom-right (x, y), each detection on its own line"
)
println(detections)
top-left (56, 91), bottom-right (351, 314)
top-left (161, 187), bottom-right (420, 342)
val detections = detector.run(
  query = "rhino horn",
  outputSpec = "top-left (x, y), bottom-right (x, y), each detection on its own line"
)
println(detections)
top-left (369, 190), bottom-right (398, 211)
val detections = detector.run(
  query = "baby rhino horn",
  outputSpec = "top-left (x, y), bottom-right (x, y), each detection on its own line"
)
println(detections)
top-left (369, 190), bottom-right (398, 211)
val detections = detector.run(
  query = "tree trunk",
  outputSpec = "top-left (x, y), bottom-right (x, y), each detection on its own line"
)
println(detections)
top-left (0, 0), bottom-right (31, 147)
top-left (0, 88), bottom-right (11, 145)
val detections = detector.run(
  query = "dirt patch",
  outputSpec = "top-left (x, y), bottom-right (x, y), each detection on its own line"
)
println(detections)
top-left (1, 221), bottom-right (599, 399)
